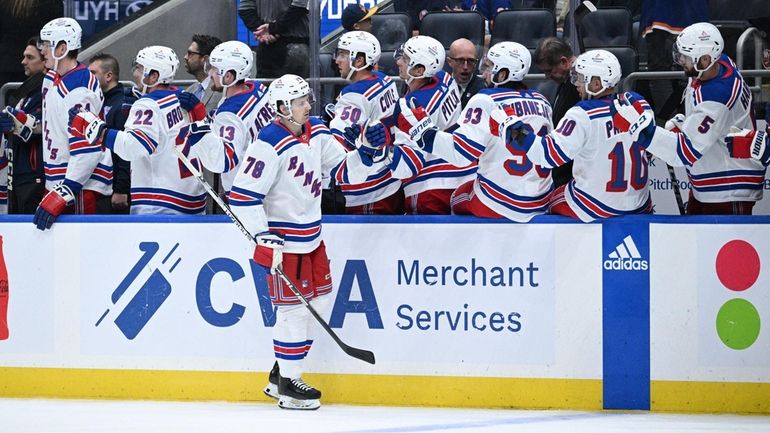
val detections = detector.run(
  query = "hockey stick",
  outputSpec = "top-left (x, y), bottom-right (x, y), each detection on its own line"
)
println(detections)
top-left (666, 163), bottom-right (685, 215)
top-left (173, 143), bottom-right (376, 365)
top-left (573, 0), bottom-right (597, 54)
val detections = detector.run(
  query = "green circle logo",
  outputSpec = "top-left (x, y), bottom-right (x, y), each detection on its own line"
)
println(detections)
top-left (716, 298), bottom-right (761, 350)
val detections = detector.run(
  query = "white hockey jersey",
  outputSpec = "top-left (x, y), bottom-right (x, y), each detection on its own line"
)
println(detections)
top-left (228, 117), bottom-right (377, 253)
top-left (105, 88), bottom-right (206, 215)
top-left (43, 65), bottom-right (110, 194)
top-left (400, 70), bottom-right (473, 198)
top-left (329, 72), bottom-right (405, 206)
top-left (428, 88), bottom-right (554, 222)
top-left (527, 94), bottom-right (652, 222)
top-left (192, 80), bottom-right (273, 193)
top-left (646, 55), bottom-right (765, 203)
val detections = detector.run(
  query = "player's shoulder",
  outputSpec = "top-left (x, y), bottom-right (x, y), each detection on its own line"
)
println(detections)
top-left (341, 73), bottom-right (392, 98)
top-left (574, 97), bottom-right (613, 119)
top-left (258, 120), bottom-right (292, 143)
top-left (697, 55), bottom-right (744, 106)
top-left (435, 70), bottom-right (454, 88)
top-left (60, 64), bottom-right (100, 94)
top-left (308, 116), bottom-right (331, 136)
top-left (246, 79), bottom-right (269, 96)
top-left (138, 89), bottom-right (178, 110)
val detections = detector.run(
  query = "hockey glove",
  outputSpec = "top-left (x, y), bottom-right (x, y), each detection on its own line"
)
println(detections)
top-left (69, 109), bottom-right (107, 147)
top-left (726, 128), bottom-right (770, 166)
top-left (357, 122), bottom-right (391, 166)
top-left (611, 92), bottom-right (656, 147)
top-left (391, 98), bottom-right (436, 146)
top-left (253, 231), bottom-right (285, 274)
top-left (489, 106), bottom-right (534, 152)
top-left (33, 182), bottom-right (77, 231)
top-left (0, 112), bottom-right (13, 134)
top-left (664, 114), bottom-right (685, 133)
top-left (177, 91), bottom-right (208, 122)
top-left (3, 107), bottom-right (37, 142)
top-left (342, 123), bottom-right (361, 150)
top-left (177, 120), bottom-right (212, 157)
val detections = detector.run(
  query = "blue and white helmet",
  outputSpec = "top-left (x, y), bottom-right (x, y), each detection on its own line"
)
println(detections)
top-left (571, 49), bottom-right (621, 97)
top-left (397, 35), bottom-right (445, 82)
top-left (484, 41), bottom-right (531, 86)
top-left (673, 22), bottom-right (723, 78)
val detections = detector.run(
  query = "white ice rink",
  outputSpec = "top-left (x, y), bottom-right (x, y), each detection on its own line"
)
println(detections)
top-left (0, 399), bottom-right (768, 433)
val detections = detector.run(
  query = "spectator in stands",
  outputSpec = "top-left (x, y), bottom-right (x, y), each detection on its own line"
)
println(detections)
top-left (342, 3), bottom-right (379, 33)
top-left (238, 0), bottom-right (310, 78)
top-left (447, 38), bottom-right (486, 108)
top-left (184, 34), bottom-right (223, 113)
top-left (459, 0), bottom-right (509, 29)
top-left (0, 37), bottom-right (46, 214)
top-left (534, 37), bottom-right (578, 187)
top-left (0, 0), bottom-right (62, 90)
top-left (88, 53), bottom-right (134, 214)
top-left (640, 0), bottom-right (708, 121)
top-left (407, 0), bottom-right (453, 31)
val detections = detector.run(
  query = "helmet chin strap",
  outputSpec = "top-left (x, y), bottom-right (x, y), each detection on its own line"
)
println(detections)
top-left (346, 52), bottom-right (370, 81)
top-left (50, 41), bottom-right (69, 72)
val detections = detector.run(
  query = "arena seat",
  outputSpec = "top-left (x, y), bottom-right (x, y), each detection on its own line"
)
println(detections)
top-left (490, 9), bottom-right (556, 48)
top-left (371, 13), bottom-right (411, 51)
top-left (578, 7), bottom-right (633, 48)
top-left (419, 11), bottom-right (485, 50)
top-left (606, 46), bottom-right (638, 81)
top-left (319, 52), bottom-right (336, 78)
top-left (377, 50), bottom-right (400, 77)
top-left (508, 0), bottom-right (555, 9)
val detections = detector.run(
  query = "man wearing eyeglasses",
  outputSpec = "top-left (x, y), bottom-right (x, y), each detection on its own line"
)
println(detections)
top-left (184, 34), bottom-right (223, 114)
top-left (446, 38), bottom-right (486, 109)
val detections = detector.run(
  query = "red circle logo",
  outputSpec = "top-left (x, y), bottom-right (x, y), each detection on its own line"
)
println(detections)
top-left (715, 240), bottom-right (760, 292)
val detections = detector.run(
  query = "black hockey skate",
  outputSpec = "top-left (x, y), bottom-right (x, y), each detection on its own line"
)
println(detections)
top-left (263, 362), bottom-right (280, 400)
top-left (278, 375), bottom-right (322, 410)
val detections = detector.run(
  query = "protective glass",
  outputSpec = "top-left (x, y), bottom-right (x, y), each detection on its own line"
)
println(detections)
top-left (36, 40), bottom-right (52, 51)
top-left (479, 59), bottom-right (494, 76)
top-left (334, 47), bottom-right (350, 61)
top-left (671, 44), bottom-right (694, 69)
top-left (290, 93), bottom-right (315, 110)
top-left (569, 68), bottom-right (584, 86)
top-left (394, 44), bottom-right (404, 60)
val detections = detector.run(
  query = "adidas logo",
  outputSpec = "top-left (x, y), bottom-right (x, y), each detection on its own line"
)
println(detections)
top-left (603, 235), bottom-right (649, 271)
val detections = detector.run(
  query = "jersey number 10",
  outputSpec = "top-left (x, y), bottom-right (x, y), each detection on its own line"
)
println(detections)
top-left (606, 142), bottom-right (648, 192)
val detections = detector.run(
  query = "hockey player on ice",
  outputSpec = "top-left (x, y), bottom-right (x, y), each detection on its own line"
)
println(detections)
top-left (384, 42), bottom-right (554, 221)
top-left (31, 17), bottom-right (108, 230)
top-left (228, 74), bottom-right (384, 410)
top-left (68, 46), bottom-right (220, 215)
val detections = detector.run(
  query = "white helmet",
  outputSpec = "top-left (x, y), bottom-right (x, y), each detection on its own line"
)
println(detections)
top-left (673, 22), bottom-right (723, 78)
top-left (134, 46), bottom-right (179, 93)
top-left (39, 17), bottom-right (82, 68)
top-left (269, 74), bottom-right (313, 121)
top-left (336, 31), bottom-right (381, 80)
top-left (484, 41), bottom-right (531, 86)
top-left (571, 49), bottom-right (621, 97)
top-left (397, 35), bottom-right (445, 83)
top-left (209, 41), bottom-right (253, 89)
